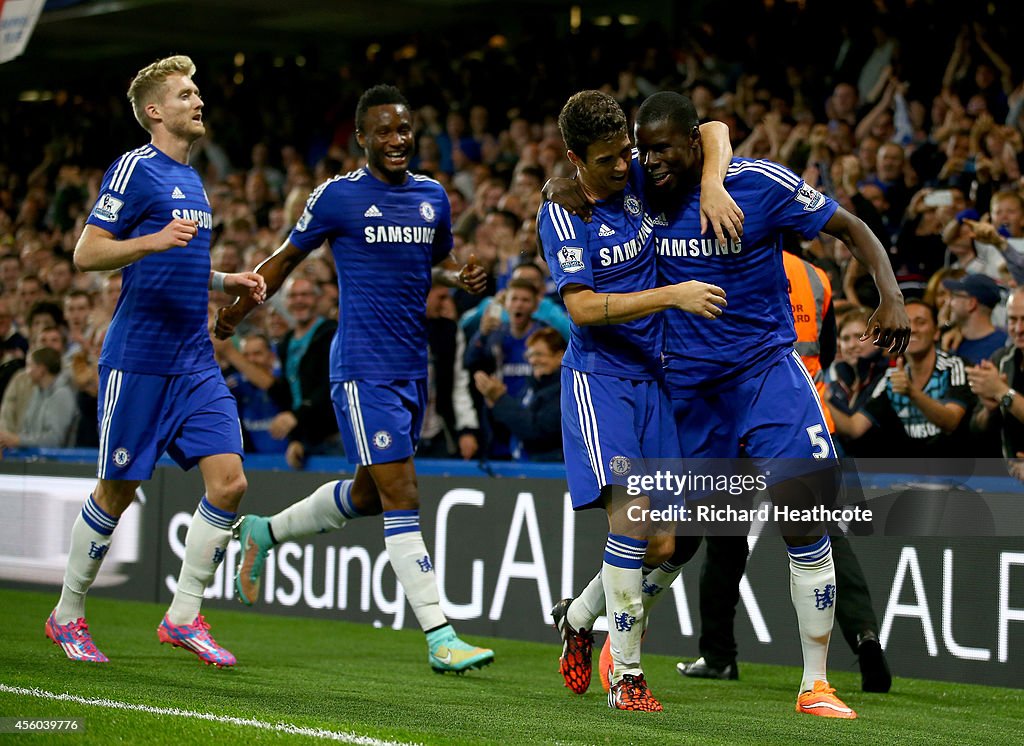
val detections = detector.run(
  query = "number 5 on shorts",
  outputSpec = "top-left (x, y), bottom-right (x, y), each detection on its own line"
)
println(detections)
top-left (806, 424), bottom-right (830, 459)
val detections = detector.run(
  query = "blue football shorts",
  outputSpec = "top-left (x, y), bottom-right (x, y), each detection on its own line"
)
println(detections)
top-left (561, 367), bottom-right (679, 511)
top-left (332, 379), bottom-right (427, 466)
top-left (96, 365), bottom-right (243, 480)
top-left (668, 350), bottom-right (836, 479)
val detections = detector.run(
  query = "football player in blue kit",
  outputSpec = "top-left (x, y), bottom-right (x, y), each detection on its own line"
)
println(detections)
top-left (215, 85), bottom-right (494, 674)
top-left (640, 92), bottom-right (909, 718)
top-left (539, 90), bottom-right (733, 712)
top-left (547, 91), bottom-right (909, 718)
top-left (46, 55), bottom-right (267, 667)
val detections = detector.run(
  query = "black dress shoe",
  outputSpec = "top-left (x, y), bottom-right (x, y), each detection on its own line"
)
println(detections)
top-left (676, 657), bottom-right (739, 680)
top-left (858, 635), bottom-right (892, 693)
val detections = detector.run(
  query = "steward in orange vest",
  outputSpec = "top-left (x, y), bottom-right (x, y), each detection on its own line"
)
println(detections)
top-left (783, 251), bottom-right (836, 432)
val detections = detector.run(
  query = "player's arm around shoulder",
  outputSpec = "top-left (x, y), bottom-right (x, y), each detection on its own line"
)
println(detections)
top-left (74, 219), bottom-right (199, 272)
top-left (697, 120), bottom-right (744, 244)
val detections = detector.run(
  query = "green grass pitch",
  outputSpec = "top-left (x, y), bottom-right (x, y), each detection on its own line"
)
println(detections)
top-left (0, 589), bottom-right (1018, 745)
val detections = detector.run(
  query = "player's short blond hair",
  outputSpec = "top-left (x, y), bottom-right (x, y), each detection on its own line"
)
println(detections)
top-left (127, 55), bottom-right (196, 131)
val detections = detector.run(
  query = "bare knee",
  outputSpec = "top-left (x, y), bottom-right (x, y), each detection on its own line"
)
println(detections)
top-left (206, 470), bottom-right (247, 512)
top-left (374, 471), bottom-right (419, 511)
top-left (93, 480), bottom-right (141, 517)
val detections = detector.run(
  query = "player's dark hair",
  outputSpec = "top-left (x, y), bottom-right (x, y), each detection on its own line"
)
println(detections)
top-left (636, 91), bottom-right (700, 135)
top-left (557, 90), bottom-right (627, 162)
top-left (355, 85), bottom-right (409, 133)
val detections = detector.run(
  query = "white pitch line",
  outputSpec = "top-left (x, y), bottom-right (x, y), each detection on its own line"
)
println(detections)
top-left (0, 684), bottom-right (420, 745)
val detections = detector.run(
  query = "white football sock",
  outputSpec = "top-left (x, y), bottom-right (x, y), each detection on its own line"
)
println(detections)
top-left (383, 511), bottom-right (446, 632)
top-left (603, 534), bottom-right (647, 684)
top-left (567, 569), bottom-right (605, 632)
top-left (270, 479), bottom-right (354, 541)
top-left (166, 497), bottom-right (234, 626)
top-left (55, 495), bottom-right (118, 624)
top-left (788, 535), bottom-right (836, 692)
top-left (641, 561), bottom-right (683, 620)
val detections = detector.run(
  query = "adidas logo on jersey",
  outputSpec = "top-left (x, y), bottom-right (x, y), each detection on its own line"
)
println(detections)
top-left (171, 187), bottom-right (186, 199)
top-left (653, 213), bottom-right (668, 226)
top-left (364, 205), bottom-right (382, 218)
top-left (598, 223), bottom-right (615, 237)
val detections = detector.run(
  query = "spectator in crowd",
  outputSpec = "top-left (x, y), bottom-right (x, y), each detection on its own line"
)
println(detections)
top-left (215, 332), bottom-right (289, 454)
top-left (94, 271), bottom-right (122, 336)
top-left (44, 256), bottom-right (75, 299)
top-left (829, 306), bottom-right (890, 427)
top-left (924, 266), bottom-right (966, 333)
top-left (249, 142), bottom-right (285, 200)
top-left (0, 325), bottom-right (66, 435)
top-left (0, 347), bottom-right (76, 451)
top-left (68, 340), bottom-right (99, 448)
top-left (484, 208), bottom-right (525, 289)
top-left (891, 188), bottom-right (953, 281)
top-left (62, 289), bottom-right (93, 361)
top-left (941, 273), bottom-right (1007, 364)
top-left (465, 277), bottom-right (544, 459)
top-left (269, 276), bottom-right (339, 468)
top-left (966, 190), bottom-right (1024, 285)
top-left (830, 299), bottom-right (974, 457)
top-left (16, 274), bottom-right (46, 328)
top-left (25, 300), bottom-right (65, 344)
top-left (969, 287), bottom-right (1024, 474)
top-left (941, 209), bottom-right (1004, 280)
top-left (460, 259), bottom-right (569, 343)
top-left (0, 295), bottom-right (28, 364)
top-left (317, 280), bottom-right (339, 322)
top-left (0, 255), bottom-right (21, 295)
top-left (868, 142), bottom-right (912, 233)
top-left (420, 283), bottom-right (478, 459)
top-left (473, 326), bottom-right (564, 462)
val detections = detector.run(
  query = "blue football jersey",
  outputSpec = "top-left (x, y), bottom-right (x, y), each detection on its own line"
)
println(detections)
top-left (87, 145), bottom-right (215, 375)
top-left (538, 181), bottom-right (662, 380)
top-left (289, 168), bottom-right (453, 382)
top-left (655, 157), bottom-right (838, 389)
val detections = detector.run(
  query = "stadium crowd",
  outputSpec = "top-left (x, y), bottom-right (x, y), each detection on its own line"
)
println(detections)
top-left (1, 5), bottom-right (1023, 466)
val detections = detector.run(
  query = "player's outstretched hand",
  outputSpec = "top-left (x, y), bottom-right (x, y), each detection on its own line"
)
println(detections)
top-left (458, 253), bottom-right (488, 294)
top-left (700, 182), bottom-right (744, 245)
top-left (213, 303), bottom-right (244, 340)
top-left (669, 281), bottom-right (727, 319)
top-left (224, 271), bottom-right (267, 303)
top-left (543, 177), bottom-right (592, 222)
top-left (863, 296), bottom-right (911, 355)
top-left (156, 218), bottom-right (199, 250)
